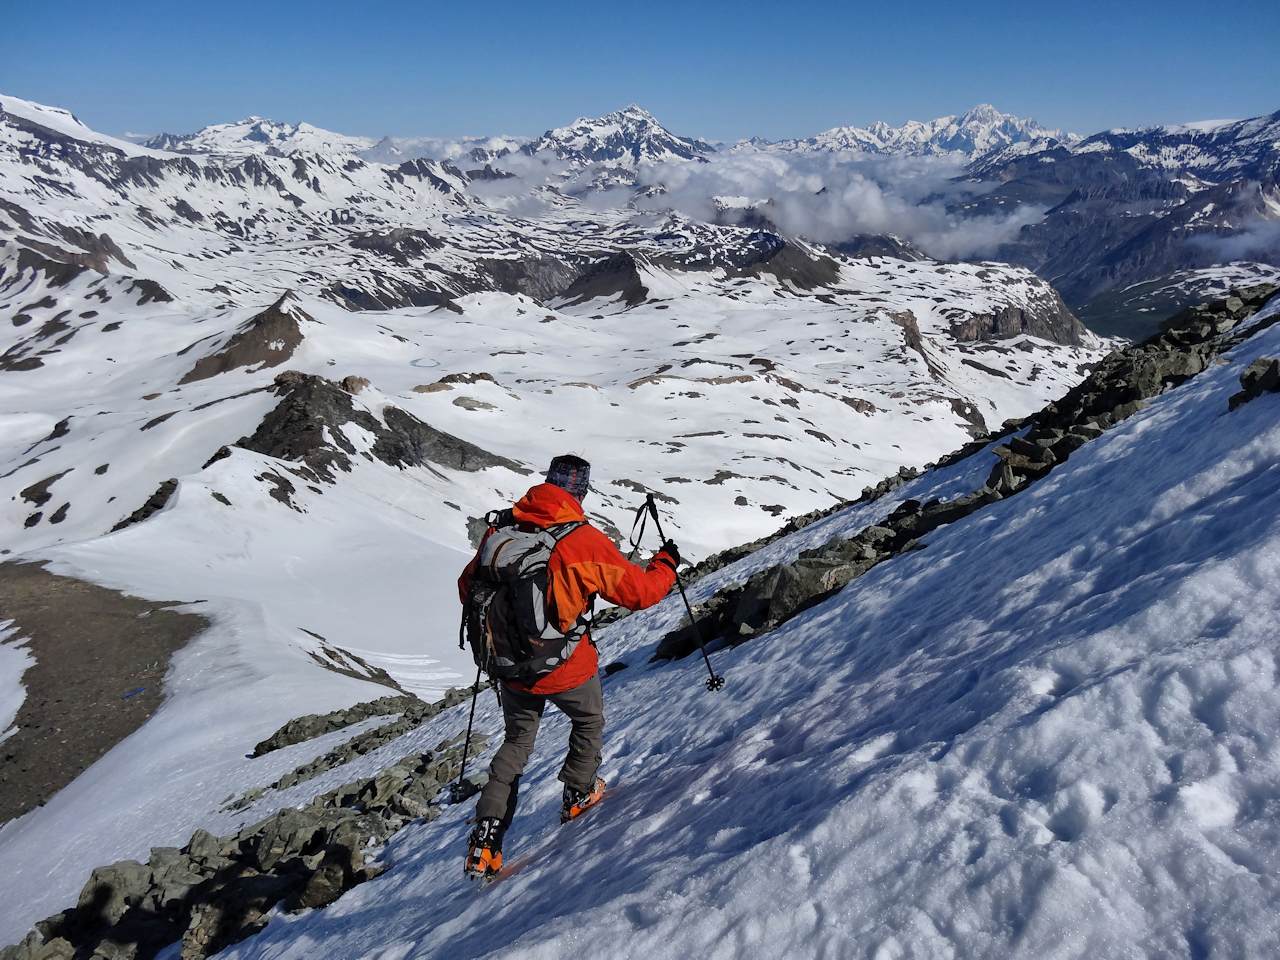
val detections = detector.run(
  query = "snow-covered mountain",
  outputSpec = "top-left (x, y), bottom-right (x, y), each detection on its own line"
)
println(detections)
top-left (141, 116), bottom-right (378, 156)
top-left (136, 113), bottom-right (524, 165)
top-left (520, 104), bottom-right (715, 165)
top-left (972, 109), bottom-right (1280, 184)
top-left (0, 89), bottom-right (1111, 939)
top-left (967, 107), bottom-right (1280, 330)
top-left (1071, 111), bottom-right (1280, 182)
top-left (361, 133), bottom-right (523, 165)
top-left (3, 88), bottom-right (1280, 960)
top-left (765, 103), bottom-right (1070, 158)
top-left (97, 96), bottom-right (1280, 341)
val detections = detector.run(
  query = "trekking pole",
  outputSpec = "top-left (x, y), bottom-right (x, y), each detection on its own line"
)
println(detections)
top-left (645, 493), bottom-right (726, 692)
top-left (449, 663), bottom-right (484, 803)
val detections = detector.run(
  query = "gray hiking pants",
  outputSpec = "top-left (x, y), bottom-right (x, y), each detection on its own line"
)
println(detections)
top-left (476, 672), bottom-right (604, 827)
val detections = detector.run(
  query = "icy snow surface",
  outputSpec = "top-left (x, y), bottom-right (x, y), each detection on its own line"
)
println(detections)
top-left (212, 310), bottom-right (1280, 958)
top-left (0, 622), bottom-right (33, 744)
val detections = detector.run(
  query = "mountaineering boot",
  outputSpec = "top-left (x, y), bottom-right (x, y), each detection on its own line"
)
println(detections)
top-left (464, 817), bottom-right (505, 880)
top-left (561, 776), bottom-right (606, 823)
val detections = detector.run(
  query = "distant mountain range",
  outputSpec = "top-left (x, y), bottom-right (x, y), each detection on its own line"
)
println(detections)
top-left (964, 110), bottom-right (1280, 331)
top-left (758, 103), bottom-right (1072, 158)
top-left (21, 92), bottom-right (1280, 335)
top-left (135, 103), bottom-right (1063, 164)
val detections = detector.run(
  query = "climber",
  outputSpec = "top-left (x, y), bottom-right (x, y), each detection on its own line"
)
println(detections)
top-left (458, 454), bottom-right (679, 879)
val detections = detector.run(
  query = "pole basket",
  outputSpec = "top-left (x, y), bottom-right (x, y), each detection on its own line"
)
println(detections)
top-left (705, 674), bottom-right (726, 692)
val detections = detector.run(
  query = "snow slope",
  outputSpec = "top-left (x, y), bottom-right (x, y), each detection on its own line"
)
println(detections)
top-left (0, 92), bottom-right (1111, 944)
top-left (0, 623), bottom-right (31, 744)
top-left (208, 298), bottom-right (1280, 960)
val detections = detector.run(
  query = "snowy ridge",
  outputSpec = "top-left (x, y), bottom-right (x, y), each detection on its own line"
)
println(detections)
top-left (520, 104), bottom-right (715, 165)
top-left (763, 103), bottom-right (1071, 158)
top-left (1070, 111), bottom-right (1280, 180)
top-left (974, 108), bottom-right (1280, 184)
top-left (141, 116), bottom-right (378, 156)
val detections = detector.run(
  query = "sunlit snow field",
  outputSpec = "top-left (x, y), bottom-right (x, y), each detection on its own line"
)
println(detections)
top-left (194, 305), bottom-right (1280, 959)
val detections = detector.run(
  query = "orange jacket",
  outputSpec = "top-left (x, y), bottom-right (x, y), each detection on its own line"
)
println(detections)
top-left (459, 483), bottom-right (677, 694)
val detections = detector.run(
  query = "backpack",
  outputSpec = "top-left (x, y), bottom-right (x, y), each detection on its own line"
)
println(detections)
top-left (460, 509), bottom-right (591, 682)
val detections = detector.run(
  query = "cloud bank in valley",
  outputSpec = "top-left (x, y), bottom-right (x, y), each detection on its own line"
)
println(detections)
top-left (633, 149), bottom-right (1043, 259)
top-left (1188, 216), bottom-right (1280, 262)
top-left (477, 147), bottom-right (1045, 260)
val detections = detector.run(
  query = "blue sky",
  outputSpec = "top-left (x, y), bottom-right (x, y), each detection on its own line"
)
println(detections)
top-left (5, 0), bottom-right (1278, 141)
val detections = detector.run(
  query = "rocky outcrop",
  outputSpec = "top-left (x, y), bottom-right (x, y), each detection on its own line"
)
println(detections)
top-left (655, 231), bottom-right (840, 289)
top-left (558, 251), bottom-right (647, 307)
top-left (322, 276), bottom-right (461, 312)
top-left (1228, 357), bottom-right (1279, 410)
top-left (655, 284), bottom-right (1278, 660)
top-left (234, 687), bottom-right (482, 805)
top-left (474, 255), bottom-right (581, 301)
top-left (251, 695), bottom-right (422, 757)
top-left (349, 228), bottom-right (444, 264)
top-left (949, 289), bottom-right (1085, 347)
top-left (227, 370), bottom-right (528, 484)
top-left (831, 234), bottom-right (928, 261)
top-left (738, 238), bottom-right (840, 289)
top-left (178, 293), bottom-right (307, 384)
top-left (1, 688), bottom-right (489, 960)
top-left (128, 279), bottom-right (173, 305)
top-left (250, 686), bottom-right (477, 759)
top-left (110, 478), bottom-right (178, 532)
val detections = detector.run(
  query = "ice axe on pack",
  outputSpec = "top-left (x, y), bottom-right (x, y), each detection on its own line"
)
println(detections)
top-left (630, 493), bottom-right (726, 692)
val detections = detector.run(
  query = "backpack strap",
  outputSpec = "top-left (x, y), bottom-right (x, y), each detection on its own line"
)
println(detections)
top-left (541, 520), bottom-right (587, 637)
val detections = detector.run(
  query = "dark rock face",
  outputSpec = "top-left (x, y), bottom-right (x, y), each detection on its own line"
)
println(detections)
top-left (19, 469), bottom-right (72, 507)
top-left (734, 238), bottom-right (840, 290)
top-left (238, 687), bottom-right (478, 801)
top-left (15, 229), bottom-right (135, 278)
top-left (1228, 356), bottom-right (1280, 410)
top-left (1, 687), bottom-right (487, 960)
top-left (232, 370), bottom-right (527, 484)
top-left (349, 228), bottom-right (445, 265)
top-left (110, 479), bottom-right (178, 532)
top-left (558, 252), bottom-right (647, 306)
top-left (831, 234), bottom-right (929, 261)
top-left (474, 255), bottom-right (582, 301)
top-left (949, 294), bottom-right (1085, 347)
top-left (251, 694), bottom-right (422, 756)
top-left (654, 284), bottom-right (1279, 661)
top-left (653, 230), bottom-right (839, 290)
top-left (129, 279), bottom-right (174, 305)
top-left (321, 277), bottom-right (460, 312)
top-left (178, 293), bottom-right (306, 384)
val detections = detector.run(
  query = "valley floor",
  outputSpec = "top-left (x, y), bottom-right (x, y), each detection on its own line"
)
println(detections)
top-left (0, 563), bottom-right (207, 823)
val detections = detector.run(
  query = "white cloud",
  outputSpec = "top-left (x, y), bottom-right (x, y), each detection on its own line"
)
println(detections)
top-left (480, 146), bottom-right (1044, 260)
top-left (1187, 217), bottom-right (1280, 262)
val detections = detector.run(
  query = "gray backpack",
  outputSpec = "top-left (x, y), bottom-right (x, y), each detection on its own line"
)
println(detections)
top-left (461, 511), bottom-right (590, 682)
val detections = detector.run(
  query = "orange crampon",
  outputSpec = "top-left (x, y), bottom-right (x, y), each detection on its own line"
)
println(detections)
top-left (464, 818), bottom-right (505, 880)
top-left (561, 776), bottom-right (606, 823)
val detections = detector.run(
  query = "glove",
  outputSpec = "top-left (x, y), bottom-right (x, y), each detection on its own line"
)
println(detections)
top-left (656, 539), bottom-right (681, 571)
